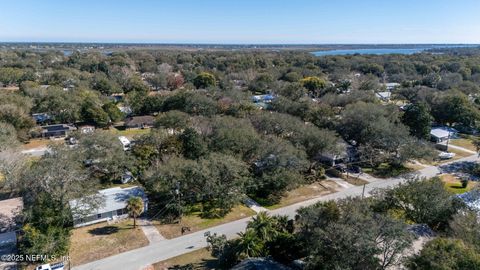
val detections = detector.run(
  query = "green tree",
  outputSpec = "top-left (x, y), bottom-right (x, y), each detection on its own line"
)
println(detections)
top-left (408, 238), bottom-right (480, 270)
top-left (431, 92), bottom-right (479, 128)
top-left (81, 99), bottom-right (110, 127)
top-left (155, 110), bottom-right (190, 130)
top-left (193, 72), bottom-right (216, 89)
top-left (102, 102), bottom-right (124, 123)
top-left (180, 127), bottom-right (207, 159)
top-left (374, 178), bottom-right (464, 231)
top-left (297, 198), bottom-right (414, 270)
top-left (127, 196), bottom-right (144, 228)
top-left (402, 102), bottom-right (432, 140)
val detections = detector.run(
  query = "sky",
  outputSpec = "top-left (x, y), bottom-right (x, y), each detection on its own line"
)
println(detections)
top-left (1, 0), bottom-right (480, 44)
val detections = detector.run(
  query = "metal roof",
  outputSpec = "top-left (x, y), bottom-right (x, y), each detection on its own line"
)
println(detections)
top-left (69, 186), bottom-right (146, 219)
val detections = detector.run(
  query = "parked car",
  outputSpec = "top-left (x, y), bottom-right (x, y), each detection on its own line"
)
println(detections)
top-left (439, 152), bottom-right (456, 160)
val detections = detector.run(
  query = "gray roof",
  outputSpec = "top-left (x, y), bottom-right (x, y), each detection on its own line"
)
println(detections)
top-left (430, 127), bottom-right (457, 139)
top-left (69, 186), bottom-right (146, 219)
top-left (232, 258), bottom-right (291, 270)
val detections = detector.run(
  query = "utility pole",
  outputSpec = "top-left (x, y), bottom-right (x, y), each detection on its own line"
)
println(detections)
top-left (361, 183), bottom-right (366, 199)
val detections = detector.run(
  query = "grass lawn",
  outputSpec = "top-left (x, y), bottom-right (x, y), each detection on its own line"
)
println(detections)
top-left (153, 205), bottom-right (255, 239)
top-left (265, 181), bottom-right (338, 210)
top-left (69, 219), bottom-right (149, 266)
top-left (450, 138), bottom-right (477, 152)
top-left (363, 163), bottom-right (413, 178)
top-left (440, 174), bottom-right (477, 194)
top-left (153, 248), bottom-right (216, 270)
top-left (109, 127), bottom-right (151, 139)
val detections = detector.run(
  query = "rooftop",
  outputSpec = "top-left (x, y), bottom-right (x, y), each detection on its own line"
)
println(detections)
top-left (69, 186), bottom-right (146, 219)
top-left (430, 127), bottom-right (458, 139)
top-left (0, 197), bottom-right (23, 233)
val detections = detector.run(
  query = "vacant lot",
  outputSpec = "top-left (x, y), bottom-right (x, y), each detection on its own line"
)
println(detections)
top-left (153, 205), bottom-right (255, 239)
top-left (69, 220), bottom-right (149, 266)
top-left (266, 181), bottom-right (339, 210)
top-left (153, 248), bottom-right (216, 270)
top-left (110, 127), bottom-right (151, 139)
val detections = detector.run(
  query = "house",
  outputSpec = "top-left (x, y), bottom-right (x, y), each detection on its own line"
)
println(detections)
top-left (430, 127), bottom-right (457, 143)
top-left (69, 186), bottom-right (148, 228)
top-left (40, 124), bottom-right (76, 138)
top-left (124, 115), bottom-right (155, 129)
top-left (252, 94), bottom-right (275, 103)
top-left (0, 197), bottom-right (23, 249)
top-left (385, 82), bottom-right (400, 91)
top-left (118, 136), bottom-right (131, 151)
top-left (32, 113), bottom-right (51, 124)
top-left (317, 141), bottom-right (356, 167)
top-left (117, 105), bottom-right (132, 116)
top-left (375, 91), bottom-right (392, 102)
top-left (231, 258), bottom-right (291, 270)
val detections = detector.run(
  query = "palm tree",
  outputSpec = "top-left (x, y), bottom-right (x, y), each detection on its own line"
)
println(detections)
top-left (236, 229), bottom-right (264, 258)
top-left (126, 196), bottom-right (144, 228)
top-left (247, 212), bottom-right (277, 242)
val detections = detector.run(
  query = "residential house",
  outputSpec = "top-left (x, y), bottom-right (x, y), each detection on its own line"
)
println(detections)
top-left (69, 186), bottom-right (148, 228)
top-left (124, 115), bottom-right (155, 129)
top-left (430, 127), bottom-right (457, 143)
top-left (0, 197), bottom-right (23, 249)
top-left (40, 124), bottom-right (76, 138)
top-left (32, 113), bottom-right (51, 124)
top-left (385, 82), bottom-right (400, 91)
top-left (231, 258), bottom-right (291, 270)
top-left (317, 141), bottom-right (357, 167)
top-left (252, 94), bottom-right (276, 110)
top-left (375, 91), bottom-right (392, 102)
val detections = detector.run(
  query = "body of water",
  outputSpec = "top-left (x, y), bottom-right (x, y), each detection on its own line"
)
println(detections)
top-left (312, 45), bottom-right (477, 56)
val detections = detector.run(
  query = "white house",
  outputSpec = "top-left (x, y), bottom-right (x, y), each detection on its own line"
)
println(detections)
top-left (69, 186), bottom-right (148, 228)
top-left (430, 127), bottom-right (457, 143)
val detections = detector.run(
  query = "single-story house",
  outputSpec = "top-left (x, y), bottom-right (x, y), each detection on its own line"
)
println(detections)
top-left (40, 124), bottom-right (76, 138)
top-left (385, 82), bottom-right (400, 91)
top-left (32, 113), bottom-right (51, 124)
top-left (69, 186), bottom-right (148, 228)
top-left (375, 91), bottom-right (392, 102)
top-left (231, 258), bottom-right (291, 270)
top-left (124, 116), bottom-right (155, 129)
top-left (252, 94), bottom-right (276, 103)
top-left (0, 197), bottom-right (23, 247)
top-left (430, 127), bottom-right (457, 143)
top-left (317, 141), bottom-right (356, 167)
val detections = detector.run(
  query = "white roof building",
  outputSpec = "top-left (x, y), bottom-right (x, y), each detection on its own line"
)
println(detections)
top-left (69, 186), bottom-right (148, 227)
top-left (118, 136), bottom-right (131, 151)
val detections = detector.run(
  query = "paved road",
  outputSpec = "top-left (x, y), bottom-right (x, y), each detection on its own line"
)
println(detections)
top-left (73, 154), bottom-right (479, 270)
